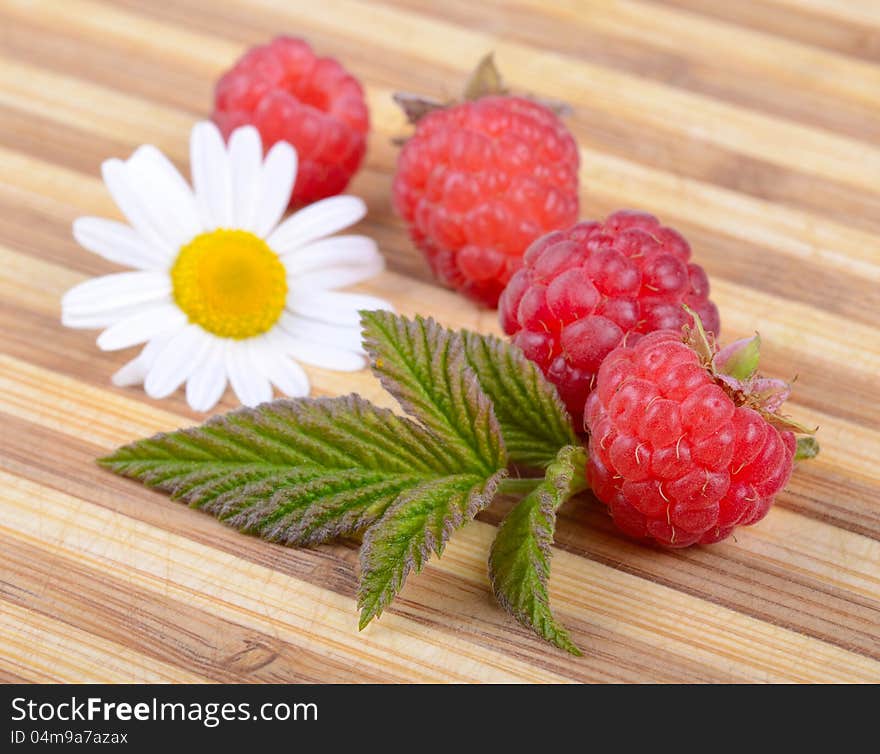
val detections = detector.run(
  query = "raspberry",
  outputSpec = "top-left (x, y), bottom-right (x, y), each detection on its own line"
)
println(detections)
top-left (392, 95), bottom-right (579, 307)
top-left (585, 327), bottom-right (802, 547)
top-left (499, 211), bottom-right (720, 420)
top-left (213, 36), bottom-right (369, 205)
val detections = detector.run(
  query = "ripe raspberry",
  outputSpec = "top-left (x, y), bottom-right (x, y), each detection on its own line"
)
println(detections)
top-left (392, 93), bottom-right (579, 308)
top-left (213, 36), bottom-right (369, 205)
top-left (500, 211), bottom-right (720, 421)
top-left (584, 325), bottom-right (810, 547)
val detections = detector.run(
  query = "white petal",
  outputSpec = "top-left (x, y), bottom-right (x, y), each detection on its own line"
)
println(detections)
top-left (226, 342), bottom-right (272, 407)
top-left (284, 235), bottom-right (385, 291)
top-left (286, 291), bottom-right (393, 327)
top-left (185, 338), bottom-right (227, 412)
top-left (111, 356), bottom-right (149, 387)
top-left (65, 313), bottom-right (121, 330)
top-left (262, 354), bottom-right (310, 398)
top-left (250, 331), bottom-right (310, 397)
top-left (127, 145), bottom-right (202, 246)
top-left (62, 272), bottom-right (171, 315)
top-left (96, 304), bottom-right (187, 351)
top-left (190, 121), bottom-right (233, 230)
top-left (287, 259), bottom-right (385, 291)
top-left (279, 313), bottom-right (364, 353)
top-left (275, 329), bottom-right (365, 372)
top-left (267, 196), bottom-right (366, 254)
top-left (228, 126), bottom-right (263, 231)
top-left (102, 159), bottom-right (175, 259)
top-left (281, 235), bottom-right (381, 274)
top-left (144, 325), bottom-right (210, 399)
top-left (253, 140), bottom-right (297, 238)
top-left (62, 299), bottom-right (167, 330)
top-left (73, 217), bottom-right (167, 270)
top-left (111, 333), bottom-right (175, 387)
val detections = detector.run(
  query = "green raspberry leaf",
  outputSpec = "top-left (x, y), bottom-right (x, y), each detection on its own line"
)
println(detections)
top-left (461, 330), bottom-right (578, 466)
top-left (489, 445), bottom-right (587, 655)
top-left (100, 395), bottom-right (461, 545)
top-left (362, 310), bottom-right (575, 467)
top-left (104, 312), bottom-right (510, 635)
top-left (358, 470), bottom-right (505, 628)
top-left (355, 311), bottom-right (508, 625)
top-left (361, 310), bottom-right (505, 474)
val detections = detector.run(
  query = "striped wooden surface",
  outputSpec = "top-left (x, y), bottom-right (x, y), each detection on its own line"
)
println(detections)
top-left (1, 0), bottom-right (879, 684)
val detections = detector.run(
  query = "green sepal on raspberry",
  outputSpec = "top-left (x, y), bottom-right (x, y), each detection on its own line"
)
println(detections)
top-left (684, 307), bottom-right (817, 435)
top-left (392, 54), bottom-right (580, 308)
top-left (712, 333), bottom-right (762, 381)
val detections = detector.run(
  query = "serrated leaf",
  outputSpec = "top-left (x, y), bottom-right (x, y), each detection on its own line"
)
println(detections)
top-left (360, 310), bottom-right (505, 474)
top-left (106, 313), bottom-right (510, 635)
top-left (461, 330), bottom-right (577, 466)
top-left (358, 470), bottom-right (505, 628)
top-left (101, 395), bottom-right (471, 545)
top-left (354, 311), bottom-right (509, 627)
top-left (489, 445), bottom-right (587, 655)
top-left (361, 311), bottom-right (574, 467)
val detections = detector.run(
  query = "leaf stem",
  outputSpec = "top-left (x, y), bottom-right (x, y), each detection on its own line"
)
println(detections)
top-left (498, 467), bottom-right (590, 498)
top-left (497, 477), bottom-right (545, 495)
top-left (567, 463), bottom-right (590, 498)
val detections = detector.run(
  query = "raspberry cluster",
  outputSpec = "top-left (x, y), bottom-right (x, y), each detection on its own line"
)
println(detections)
top-left (584, 330), bottom-right (796, 546)
top-left (499, 211), bottom-right (720, 421)
top-left (392, 95), bottom-right (580, 307)
top-left (210, 41), bottom-right (813, 550)
top-left (213, 36), bottom-right (369, 205)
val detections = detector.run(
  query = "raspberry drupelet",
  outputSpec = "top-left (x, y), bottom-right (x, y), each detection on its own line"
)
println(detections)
top-left (392, 95), bottom-right (579, 308)
top-left (499, 211), bottom-right (720, 422)
top-left (213, 36), bottom-right (369, 205)
top-left (584, 323), bottom-right (814, 547)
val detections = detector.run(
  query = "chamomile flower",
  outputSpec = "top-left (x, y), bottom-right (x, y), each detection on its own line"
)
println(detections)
top-left (62, 121), bottom-right (391, 411)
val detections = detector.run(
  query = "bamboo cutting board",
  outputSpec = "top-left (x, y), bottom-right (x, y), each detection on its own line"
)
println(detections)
top-left (1, 0), bottom-right (879, 684)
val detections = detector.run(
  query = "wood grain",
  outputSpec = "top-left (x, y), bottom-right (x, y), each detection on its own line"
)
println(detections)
top-left (0, 0), bottom-right (878, 683)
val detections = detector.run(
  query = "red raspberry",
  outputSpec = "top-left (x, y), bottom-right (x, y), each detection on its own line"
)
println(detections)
top-left (499, 211), bottom-right (720, 421)
top-left (213, 36), bottom-right (369, 205)
top-left (392, 95), bottom-right (579, 307)
top-left (585, 329), bottom-right (800, 547)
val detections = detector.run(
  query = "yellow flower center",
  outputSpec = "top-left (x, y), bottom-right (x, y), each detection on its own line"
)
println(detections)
top-left (171, 230), bottom-right (287, 339)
